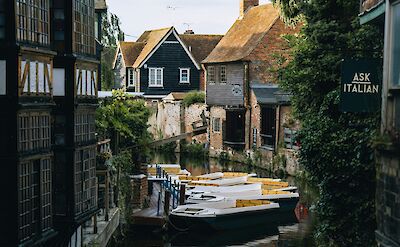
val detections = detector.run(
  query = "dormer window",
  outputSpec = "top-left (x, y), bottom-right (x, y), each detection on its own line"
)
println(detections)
top-left (149, 67), bottom-right (163, 87)
top-left (127, 68), bottom-right (135, 88)
top-left (180, 68), bottom-right (190, 84)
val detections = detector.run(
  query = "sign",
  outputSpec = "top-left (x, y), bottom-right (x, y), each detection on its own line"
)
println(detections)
top-left (340, 58), bottom-right (382, 113)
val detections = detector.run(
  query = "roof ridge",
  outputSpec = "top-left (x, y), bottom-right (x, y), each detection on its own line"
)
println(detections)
top-left (143, 26), bottom-right (173, 32)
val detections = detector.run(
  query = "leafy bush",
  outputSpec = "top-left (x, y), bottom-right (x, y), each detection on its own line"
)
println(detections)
top-left (182, 91), bottom-right (205, 106)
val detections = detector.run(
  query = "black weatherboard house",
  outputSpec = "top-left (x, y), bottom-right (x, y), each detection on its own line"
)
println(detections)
top-left (113, 27), bottom-right (222, 97)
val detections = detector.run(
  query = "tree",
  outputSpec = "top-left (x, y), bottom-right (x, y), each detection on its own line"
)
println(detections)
top-left (271, 0), bottom-right (383, 246)
top-left (100, 13), bottom-right (125, 90)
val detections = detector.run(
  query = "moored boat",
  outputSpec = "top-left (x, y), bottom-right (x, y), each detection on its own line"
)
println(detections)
top-left (169, 200), bottom-right (283, 231)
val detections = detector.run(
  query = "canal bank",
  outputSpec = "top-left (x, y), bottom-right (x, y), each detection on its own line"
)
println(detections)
top-left (107, 153), bottom-right (317, 247)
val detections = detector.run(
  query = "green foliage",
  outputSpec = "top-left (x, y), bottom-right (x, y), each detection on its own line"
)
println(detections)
top-left (182, 91), bottom-right (205, 107)
top-left (272, 1), bottom-right (384, 246)
top-left (100, 12), bottom-right (124, 90)
top-left (181, 142), bottom-right (208, 158)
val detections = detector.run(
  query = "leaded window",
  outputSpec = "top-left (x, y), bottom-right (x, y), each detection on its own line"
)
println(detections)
top-left (75, 111), bottom-right (96, 143)
top-left (208, 66), bottom-right (215, 83)
top-left (73, 0), bottom-right (95, 55)
top-left (16, 0), bottom-right (50, 45)
top-left (220, 66), bottom-right (227, 83)
top-left (0, 0), bottom-right (5, 39)
top-left (74, 147), bottom-right (97, 215)
top-left (18, 158), bottom-right (52, 243)
top-left (18, 112), bottom-right (51, 153)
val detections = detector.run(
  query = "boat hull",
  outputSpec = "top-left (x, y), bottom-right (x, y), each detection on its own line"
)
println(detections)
top-left (169, 207), bottom-right (295, 231)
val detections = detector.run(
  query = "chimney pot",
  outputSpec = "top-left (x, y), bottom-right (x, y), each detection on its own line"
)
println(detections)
top-left (240, 0), bottom-right (259, 19)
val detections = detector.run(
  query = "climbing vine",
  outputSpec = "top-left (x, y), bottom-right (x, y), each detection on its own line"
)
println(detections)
top-left (272, 0), bottom-right (383, 246)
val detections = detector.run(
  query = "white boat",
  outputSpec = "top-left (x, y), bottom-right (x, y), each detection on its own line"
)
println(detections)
top-left (197, 172), bottom-right (224, 180)
top-left (186, 189), bottom-right (263, 204)
top-left (186, 183), bottom-right (262, 196)
top-left (169, 200), bottom-right (282, 231)
top-left (188, 175), bottom-right (248, 186)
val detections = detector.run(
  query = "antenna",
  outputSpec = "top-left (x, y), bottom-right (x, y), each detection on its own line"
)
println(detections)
top-left (183, 23), bottom-right (193, 30)
top-left (166, 5), bottom-right (179, 11)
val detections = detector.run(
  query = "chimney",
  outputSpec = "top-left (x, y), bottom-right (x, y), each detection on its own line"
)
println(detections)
top-left (184, 29), bottom-right (195, 35)
top-left (240, 0), bottom-right (259, 19)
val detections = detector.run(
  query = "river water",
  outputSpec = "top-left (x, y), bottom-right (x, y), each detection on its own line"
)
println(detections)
top-left (111, 153), bottom-right (317, 247)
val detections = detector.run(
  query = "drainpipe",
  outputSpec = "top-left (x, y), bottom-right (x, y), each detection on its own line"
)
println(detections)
top-left (245, 62), bottom-right (251, 151)
top-left (276, 105), bottom-right (281, 153)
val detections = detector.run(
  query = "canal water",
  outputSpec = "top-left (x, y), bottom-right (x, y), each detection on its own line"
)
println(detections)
top-left (113, 153), bottom-right (317, 247)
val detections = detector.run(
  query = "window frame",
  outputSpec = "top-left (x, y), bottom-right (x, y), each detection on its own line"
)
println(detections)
top-left (127, 68), bottom-right (135, 88)
top-left (389, 0), bottom-right (400, 89)
top-left (148, 67), bottom-right (164, 87)
top-left (208, 66), bottom-right (216, 83)
top-left (220, 66), bottom-right (227, 83)
top-left (213, 117), bottom-right (221, 133)
top-left (179, 68), bottom-right (190, 84)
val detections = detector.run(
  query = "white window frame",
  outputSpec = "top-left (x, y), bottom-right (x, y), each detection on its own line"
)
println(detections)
top-left (208, 66), bottom-right (215, 83)
top-left (127, 68), bottom-right (135, 88)
top-left (213, 117), bottom-right (221, 133)
top-left (179, 68), bottom-right (190, 84)
top-left (220, 66), bottom-right (227, 83)
top-left (149, 67), bottom-right (163, 87)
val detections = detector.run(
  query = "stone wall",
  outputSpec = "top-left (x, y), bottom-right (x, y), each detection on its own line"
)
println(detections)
top-left (148, 101), bottom-right (207, 144)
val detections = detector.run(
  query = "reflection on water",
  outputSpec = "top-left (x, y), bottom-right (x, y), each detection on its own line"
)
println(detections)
top-left (115, 153), bottom-right (317, 247)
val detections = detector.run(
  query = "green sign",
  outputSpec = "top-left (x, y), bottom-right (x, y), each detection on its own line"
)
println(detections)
top-left (340, 58), bottom-right (382, 113)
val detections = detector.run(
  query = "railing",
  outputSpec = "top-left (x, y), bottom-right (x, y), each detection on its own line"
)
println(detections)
top-left (155, 165), bottom-right (185, 215)
top-left (360, 0), bottom-right (384, 13)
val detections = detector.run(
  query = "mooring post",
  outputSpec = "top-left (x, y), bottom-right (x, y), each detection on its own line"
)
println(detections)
top-left (179, 184), bottom-right (186, 205)
top-left (164, 190), bottom-right (171, 216)
top-left (157, 189), bottom-right (161, 216)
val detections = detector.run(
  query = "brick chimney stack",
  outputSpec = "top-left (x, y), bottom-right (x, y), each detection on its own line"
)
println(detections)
top-left (184, 30), bottom-right (195, 35)
top-left (240, 0), bottom-right (259, 19)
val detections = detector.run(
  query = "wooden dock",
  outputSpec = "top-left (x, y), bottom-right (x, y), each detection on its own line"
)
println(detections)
top-left (131, 182), bottom-right (166, 227)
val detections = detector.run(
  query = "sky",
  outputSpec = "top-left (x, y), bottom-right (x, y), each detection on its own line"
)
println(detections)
top-left (107, 0), bottom-right (271, 41)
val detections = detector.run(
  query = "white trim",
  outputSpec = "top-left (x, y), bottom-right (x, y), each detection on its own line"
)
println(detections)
top-left (179, 68), bottom-right (190, 84)
top-left (112, 45), bottom-right (125, 69)
top-left (148, 67), bottom-right (164, 87)
top-left (164, 41), bottom-right (179, 44)
top-left (138, 28), bottom-right (201, 70)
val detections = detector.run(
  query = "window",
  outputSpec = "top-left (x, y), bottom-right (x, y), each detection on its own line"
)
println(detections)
top-left (220, 66), bottom-right (227, 83)
top-left (128, 69), bottom-right (135, 87)
top-left (180, 68), bottom-right (190, 84)
top-left (18, 112), bottom-right (51, 153)
top-left (149, 68), bottom-right (163, 87)
top-left (18, 158), bottom-right (52, 242)
top-left (73, 0), bottom-right (95, 55)
top-left (208, 66), bottom-right (215, 83)
top-left (213, 117), bottom-right (221, 133)
top-left (391, 2), bottom-right (400, 87)
top-left (16, 0), bottom-right (50, 45)
top-left (284, 128), bottom-right (299, 150)
top-left (75, 147), bottom-right (97, 215)
top-left (0, 0), bottom-right (5, 40)
top-left (75, 111), bottom-right (96, 143)
top-left (260, 107), bottom-right (276, 149)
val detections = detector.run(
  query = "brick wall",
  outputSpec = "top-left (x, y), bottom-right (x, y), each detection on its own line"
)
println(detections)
top-left (246, 19), bottom-right (301, 84)
top-left (209, 106), bottom-right (226, 154)
top-left (131, 175), bottom-right (148, 209)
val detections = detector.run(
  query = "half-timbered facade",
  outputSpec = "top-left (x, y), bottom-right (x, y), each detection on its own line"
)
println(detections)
top-left (203, 1), bottom-right (300, 169)
top-left (51, 0), bottom-right (99, 245)
top-left (0, 0), bottom-right (56, 246)
top-left (112, 27), bottom-right (222, 97)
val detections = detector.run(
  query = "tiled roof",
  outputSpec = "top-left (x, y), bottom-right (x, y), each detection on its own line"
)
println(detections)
top-left (133, 27), bottom-right (173, 68)
top-left (179, 34), bottom-right (223, 64)
top-left (251, 83), bottom-right (291, 104)
top-left (119, 41), bottom-right (146, 67)
top-left (95, 0), bottom-right (107, 10)
top-left (203, 4), bottom-right (280, 64)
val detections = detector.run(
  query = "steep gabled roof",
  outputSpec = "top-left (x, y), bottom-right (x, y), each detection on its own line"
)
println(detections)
top-left (113, 41), bottom-right (146, 68)
top-left (179, 34), bottom-right (224, 65)
top-left (203, 4), bottom-right (280, 64)
top-left (133, 27), bottom-right (174, 68)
